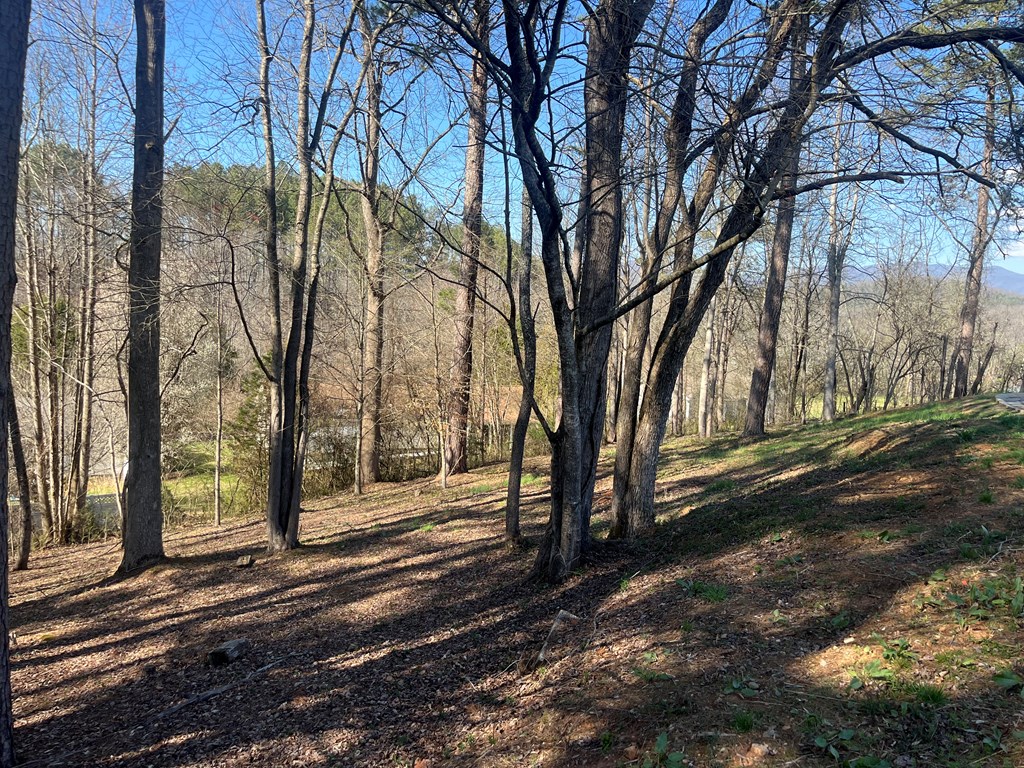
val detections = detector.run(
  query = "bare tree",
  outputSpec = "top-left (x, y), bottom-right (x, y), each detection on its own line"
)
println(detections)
top-left (952, 83), bottom-right (995, 398)
top-left (255, 0), bottom-right (353, 548)
top-left (743, 34), bottom-right (803, 438)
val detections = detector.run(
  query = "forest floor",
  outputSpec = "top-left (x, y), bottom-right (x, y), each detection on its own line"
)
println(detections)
top-left (11, 396), bottom-right (1024, 768)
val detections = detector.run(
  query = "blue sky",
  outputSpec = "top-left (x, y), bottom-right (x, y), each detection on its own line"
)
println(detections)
top-left (154, 0), bottom-right (1024, 277)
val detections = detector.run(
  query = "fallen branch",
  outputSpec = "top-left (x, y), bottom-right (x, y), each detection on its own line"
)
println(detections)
top-left (519, 609), bottom-right (581, 674)
top-left (154, 655), bottom-right (289, 720)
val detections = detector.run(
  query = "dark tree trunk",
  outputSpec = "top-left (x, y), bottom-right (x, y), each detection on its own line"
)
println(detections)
top-left (255, 0), bottom-right (286, 548)
top-left (697, 297), bottom-right (716, 438)
top-left (0, 0), bottom-right (31, 758)
top-left (505, 188), bottom-right (534, 546)
top-left (525, 0), bottom-right (654, 580)
top-left (567, 0), bottom-right (655, 557)
top-left (121, 0), bottom-right (166, 572)
top-left (744, 151), bottom-right (798, 437)
top-left (271, 0), bottom-right (316, 550)
top-left (444, 0), bottom-right (489, 478)
top-left (970, 330), bottom-right (996, 395)
top-left (821, 127), bottom-right (845, 422)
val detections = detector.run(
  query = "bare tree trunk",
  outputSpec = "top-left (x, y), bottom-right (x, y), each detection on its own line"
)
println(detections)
top-left (953, 84), bottom-right (994, 398)
top-left (444, 0), bottom-right (488, 478)
top-left (121, 0), bottom-right (166, 573)
top-left (214, 298), bottom-right (223, 527)
top-left (697, 297), bottom-right (717, 438)
top-left (609, 0), bottom-right (732, 538)
top-left (557, 0), bottom-right (655, 564)
top-left (358, 31), bottom-right (384, 487)
top-left (0, 0), bottom-right (31, 756)
top-left (938, 334), bottom-right (949, 400)
top-left (68, 29), bottom-right (100, 540)
top-left (821, 112), bottom-right (853, 422)
top-left (255, 0), bottom-right (286, 548)
top-left (970, 327), bottom-right (997, 395)
top-left (289, 122), bottom-right (344, 536)
top-left (744, 150), bottom-right (798, 436)
top-left (505, 187), bottom-right (534, 547)
top-left (20, 175), bottom-right (53, 541)
top-left (11, 398), bottom-right (32, 571)
top-left (273, 0), bottom-right (317, 550)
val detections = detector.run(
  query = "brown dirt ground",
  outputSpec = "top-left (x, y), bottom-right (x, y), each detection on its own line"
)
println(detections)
top-left (10, 398), bottom-right (1024, 767)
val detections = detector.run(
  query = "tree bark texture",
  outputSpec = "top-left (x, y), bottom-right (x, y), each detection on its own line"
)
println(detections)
top-left (529, 0), bottom-right (654, 580)
top-left (614, 5), bottom-right (821, 535)
top-left (505, 187), bottom-right (534, 546)
top-left (0, 0), bottom-right (31, 759)
top-left (255, 0), bottom-right (287, 549)
top-left (744, 145), bottom-right (799, 436)
top-left (444, 0), bottom-right (488, 477)
top-left (122, 0), bottom-right (166, 572)
top-left (358, 43), bottom-right (384, 487)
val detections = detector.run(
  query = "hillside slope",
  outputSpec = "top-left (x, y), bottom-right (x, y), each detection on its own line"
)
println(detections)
top-left (10, 398), bottom-right (1024, 767)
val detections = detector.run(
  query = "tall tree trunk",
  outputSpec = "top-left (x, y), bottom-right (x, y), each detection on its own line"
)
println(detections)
top-left (289, 125), bottom-right (343, 538)
top-left (614, 4), bottom-right (815, 533)
top-left (358, 33), bottom-right (384, 487)
top-left (821, 112), bottom-right (848, 422)
top-left (970, 328), bottom-right (996, 395)
top-left (788, 252), bottom-right (812, 420)
top-left (530, 0), bottom-right (654, 580)
top-left (270, 0), bottom-right (317, 550)
top-left (606, 0), bottom-right (730, 541)
top-left (121, 0), bottom-right (166, 572)
top-left (255, 0), bottom-right (286, 549)
top-left (744, 151), bottom-right (798, 436)
top-left (11, 398), bottom-right (32, 571)
top-left (69, 39), bottom-right (100, 534)
top-left (214, 298), bottom-right (223, 527)
top-left (953, 84), bottom-right (994, 398)
top-left (0, 0), bottom-right (31, 758)
top-left (444, 0), bottom-right (488, 478)
top-left (20, 175), bottom-right (53, 541)
top-left (505, 187), bottom-right (534, 547)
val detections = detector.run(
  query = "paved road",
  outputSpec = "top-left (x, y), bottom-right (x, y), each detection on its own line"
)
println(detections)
top-left (996, 393), bottom-right (1024, 412)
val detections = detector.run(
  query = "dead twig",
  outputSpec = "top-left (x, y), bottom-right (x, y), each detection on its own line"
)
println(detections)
top-left (154, 654), bottom-right (293, 720)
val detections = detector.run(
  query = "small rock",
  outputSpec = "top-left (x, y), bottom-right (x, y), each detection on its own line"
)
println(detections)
top-left (207, 638), bottom-right (251, 666)
top-left (236, 554), bottom-right (256, 568)
top-left (413, 760), bottom-right (432, 768)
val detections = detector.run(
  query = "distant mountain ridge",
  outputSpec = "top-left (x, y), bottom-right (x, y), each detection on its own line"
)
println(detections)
top-left (987, 265), bottom-right (1024, 297)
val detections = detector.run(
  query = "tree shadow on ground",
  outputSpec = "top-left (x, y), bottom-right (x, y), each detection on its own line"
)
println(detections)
top-left (10, 399), bottom-right (1024, 767)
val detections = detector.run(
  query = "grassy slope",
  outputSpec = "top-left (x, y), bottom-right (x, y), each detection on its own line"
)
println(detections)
top-left (10, 396), bottom-right (1024, 768)
top-left (541, 396), bottom-right (1024, 768)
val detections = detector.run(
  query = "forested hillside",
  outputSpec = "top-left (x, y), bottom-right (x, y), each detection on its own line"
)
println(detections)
top-left (0, 0), bottom-right (1023, 765)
